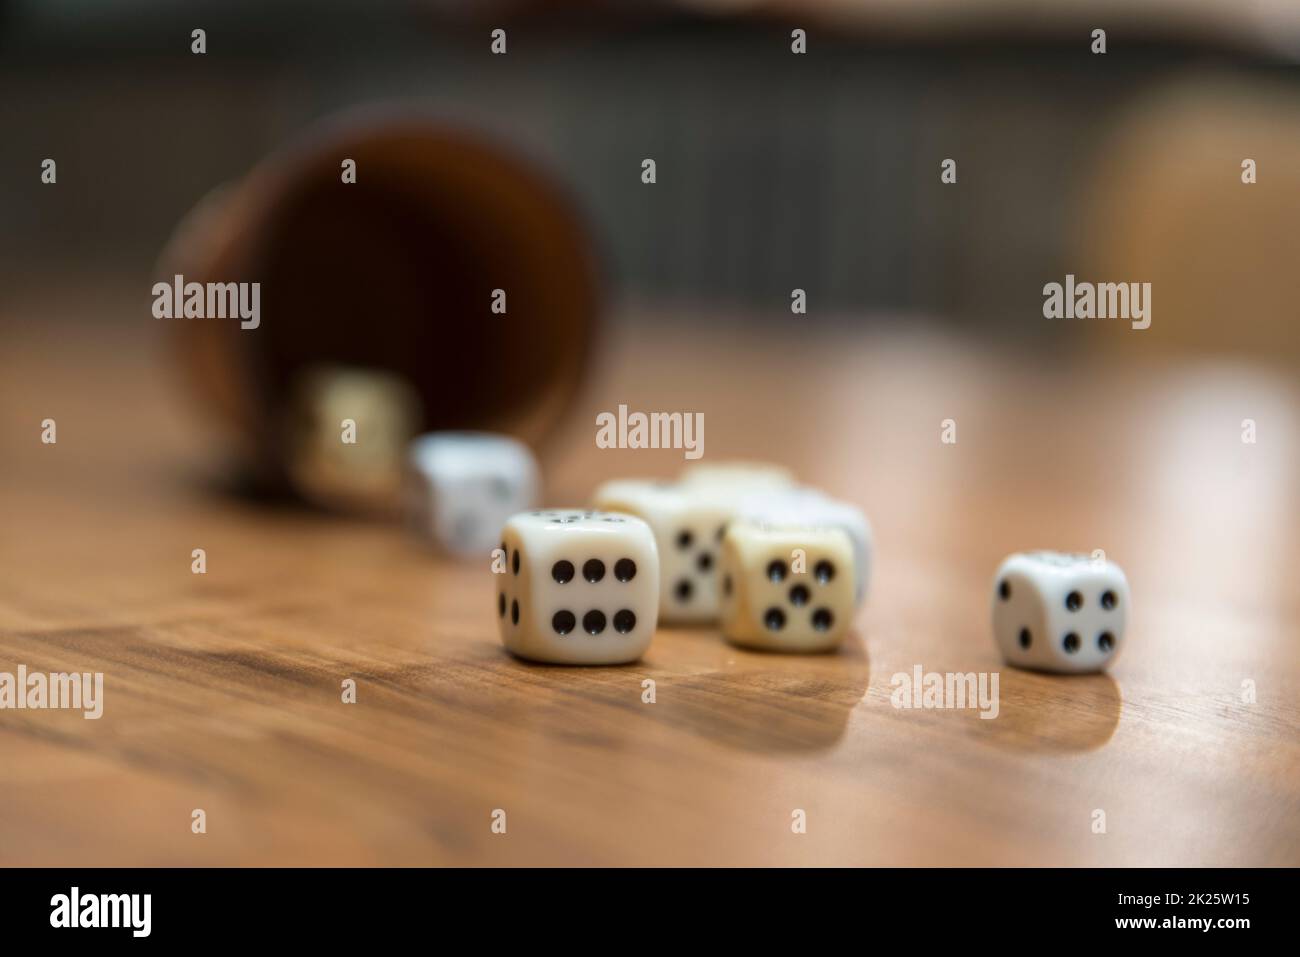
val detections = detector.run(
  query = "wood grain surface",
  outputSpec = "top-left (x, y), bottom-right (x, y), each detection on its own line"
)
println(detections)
top-left (1, 304), bottom-right (1297, 866)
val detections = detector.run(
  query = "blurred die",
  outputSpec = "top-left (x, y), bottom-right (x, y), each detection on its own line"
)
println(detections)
top-left (406, 432), bottom-right (540, 557)
top-left (679, 460), bottom-right (794, 492)
top-left (285, 365), bottom-right (421, 511)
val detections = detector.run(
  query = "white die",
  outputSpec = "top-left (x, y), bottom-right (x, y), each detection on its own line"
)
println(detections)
top-left (406, 432), bottom-right (539, 557)
top-left (497, 510), bottom-right (659, 665)
top-left (737, 488), bottom-right (872, 607)
top-left (991, 551), bottom-right (1129, 674)
top-left (718, 520), bottom-right (857, 653)
top-left (679, 460), bottom-right (794, 493)
top-left (592, 479), bottom-right (733, 625)
top-left (286, 365), bottom-right (421, 509)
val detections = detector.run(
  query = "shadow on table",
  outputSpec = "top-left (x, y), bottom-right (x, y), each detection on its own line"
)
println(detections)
top-left (963, 669), bottom-right (1122, 754)
top-left (647, 631), bottom-right (871, 754)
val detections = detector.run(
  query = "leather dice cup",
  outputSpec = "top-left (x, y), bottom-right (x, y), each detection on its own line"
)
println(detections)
top-left (161, 116), bottom-right (600, 512)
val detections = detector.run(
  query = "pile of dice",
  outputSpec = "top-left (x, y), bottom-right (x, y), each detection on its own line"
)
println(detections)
top-left (408, 433), bottom-right (1127, 672)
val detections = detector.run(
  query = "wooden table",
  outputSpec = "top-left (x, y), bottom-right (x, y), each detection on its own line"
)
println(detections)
top-left (1, 307), bottom-right (1297, 866)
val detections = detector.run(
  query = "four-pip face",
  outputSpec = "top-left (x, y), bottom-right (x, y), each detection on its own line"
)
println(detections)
top-left (497, 510), bottom-right (660, 665)
top-left (991, 551), bottom-right (1129, 674)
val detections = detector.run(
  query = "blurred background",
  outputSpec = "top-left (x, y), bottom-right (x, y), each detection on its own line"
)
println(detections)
top-left (2, 0), bottom-right (1300, 500)
top-left (3, 0), bottom-right (1299, 340)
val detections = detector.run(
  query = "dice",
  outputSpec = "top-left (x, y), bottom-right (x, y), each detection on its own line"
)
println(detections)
top-left (592, 479), bottom-right (733, 624)
top-left (406, 432), bottom-right (540, 557)
top-left (737, 488), bottom-right (872, 607)
top-left (285, 365), bottom-right (420, 510)
top-left (718, 520), bottom-right (856, 652)
top-left (496, 510), bottom-right (659, 664)
top-left (991, 551), bottom-right (1129, 674)
top-left (680, 460), bottom-right (794, 492)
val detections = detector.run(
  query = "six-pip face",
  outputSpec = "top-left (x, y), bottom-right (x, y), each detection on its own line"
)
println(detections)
top-left (497, 510), bottom-right (660, 665)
